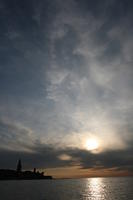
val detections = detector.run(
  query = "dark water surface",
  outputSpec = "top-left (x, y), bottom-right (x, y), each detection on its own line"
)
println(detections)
top-left (0, 177), bottom-right (133, 200)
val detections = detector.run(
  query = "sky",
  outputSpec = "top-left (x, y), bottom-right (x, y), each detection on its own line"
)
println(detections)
top-left (0, 0), bottom-right (133, 178)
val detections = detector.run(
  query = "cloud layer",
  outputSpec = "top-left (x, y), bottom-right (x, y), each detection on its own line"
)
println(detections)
top-left (0, 0), bottom-right (133, 176)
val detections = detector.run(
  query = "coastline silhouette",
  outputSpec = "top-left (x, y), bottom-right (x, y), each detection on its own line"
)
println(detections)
top-left (0, 159), bottom-right (52, 180)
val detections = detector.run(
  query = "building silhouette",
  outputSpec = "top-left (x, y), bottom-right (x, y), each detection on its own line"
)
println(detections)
top-left (33, 168), bottom-right (36, 173)
top-left (0, 159), bottom-right (52, 180)
top-left (16, 159), bottom-right (22, 172)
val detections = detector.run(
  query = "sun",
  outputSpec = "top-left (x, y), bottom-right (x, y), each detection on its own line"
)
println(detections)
top-left (86, 138), bottom-right (99, 151)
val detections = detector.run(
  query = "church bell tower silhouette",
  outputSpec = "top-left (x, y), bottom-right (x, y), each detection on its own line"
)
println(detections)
top-left (16, 159), bottom-right (22, 172)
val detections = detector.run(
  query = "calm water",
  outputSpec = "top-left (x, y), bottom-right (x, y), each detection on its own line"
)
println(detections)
top-left (0, 177), bottom-right (133, 200)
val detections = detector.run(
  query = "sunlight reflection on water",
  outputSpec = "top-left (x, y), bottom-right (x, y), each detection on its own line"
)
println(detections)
top-left (89, 178), bottom-right (104, 199)
top-left (0, 177), bottom-right (133, 200)
top-left (83, 178), bottom-right (105, 200)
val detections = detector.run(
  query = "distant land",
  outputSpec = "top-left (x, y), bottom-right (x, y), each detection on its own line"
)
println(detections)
top-left (0, 159), bottom-right (53, 180)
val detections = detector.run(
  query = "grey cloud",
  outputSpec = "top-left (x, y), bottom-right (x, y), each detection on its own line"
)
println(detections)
top-left (0, 119), bottom-right (133, 172)
top-left (0, 143), bottom-right (133, 173)
top-left (44, 0), bottom-right (133, 147)
top-left (0, 0), bottom-right (133, 174)
top-left (0, 145), bottom-right (75, 170)
top-left (0, 119), bottom-right (36, 151)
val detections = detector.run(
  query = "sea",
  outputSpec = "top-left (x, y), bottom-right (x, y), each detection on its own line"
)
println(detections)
top-left (0, 177), bottom-right (133, 200)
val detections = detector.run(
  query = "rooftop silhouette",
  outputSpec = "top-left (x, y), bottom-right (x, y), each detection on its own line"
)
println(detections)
top-left (0, 159), bottom-right (53, 180)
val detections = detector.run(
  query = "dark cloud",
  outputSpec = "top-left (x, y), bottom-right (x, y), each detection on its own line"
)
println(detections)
top-left (76, 0), bottom-right (133, 21)
top-left (0, 119), bottom-right (36, 151)
top-left (0, 146), bottom-right (72, 169)
top-left (78, 148), bottom-right (133, 171)
top-left (0, 0), bottom-right (51, 100)
top-left (0, 143), bottom-right (133, 173)
top-left (0, 0), bottom-right (133, 175)
top-left (0, 119), bottom-right (133, 172)
top-left (0, 117), bottom-right (132, 171)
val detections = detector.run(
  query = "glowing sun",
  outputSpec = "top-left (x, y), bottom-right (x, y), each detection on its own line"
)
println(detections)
top-left (86, 138), bottom-right (99, 151)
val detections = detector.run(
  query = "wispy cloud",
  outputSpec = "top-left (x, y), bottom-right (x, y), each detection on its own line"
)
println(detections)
top-left (0, 0), bottom-right (133, 175)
